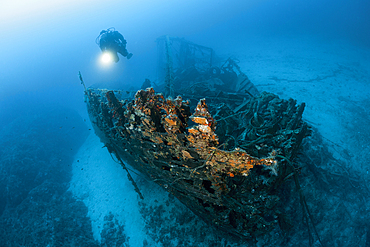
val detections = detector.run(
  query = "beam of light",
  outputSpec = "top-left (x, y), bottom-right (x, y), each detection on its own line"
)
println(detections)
top-left (100, 52), bottom-right (113, 65)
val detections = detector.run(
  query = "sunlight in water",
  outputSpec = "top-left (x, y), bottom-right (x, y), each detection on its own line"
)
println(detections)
top-left (0, 0), bottom-right (104, 28)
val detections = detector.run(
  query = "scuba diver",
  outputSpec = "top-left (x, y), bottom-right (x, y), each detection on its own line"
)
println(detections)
top-left (96, 28), bottom-right (133, 62)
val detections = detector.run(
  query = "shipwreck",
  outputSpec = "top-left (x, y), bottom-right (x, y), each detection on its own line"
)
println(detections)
top-left (82, 36), bottom-right (312, 240)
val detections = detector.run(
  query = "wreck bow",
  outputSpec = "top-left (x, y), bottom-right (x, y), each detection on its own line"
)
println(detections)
top-left (85, 87), bottom-right (309, 239)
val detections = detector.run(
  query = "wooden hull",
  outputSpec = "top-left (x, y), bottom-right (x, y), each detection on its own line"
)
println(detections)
top-left (85, 87), bottom-right (309, 239)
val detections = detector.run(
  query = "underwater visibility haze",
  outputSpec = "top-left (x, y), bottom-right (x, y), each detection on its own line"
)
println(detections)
top-left (0, 0), bottom-right (370, 246)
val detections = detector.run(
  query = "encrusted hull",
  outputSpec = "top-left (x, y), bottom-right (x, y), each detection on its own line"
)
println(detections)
top-left (85, 87), bottom-right (309, 239)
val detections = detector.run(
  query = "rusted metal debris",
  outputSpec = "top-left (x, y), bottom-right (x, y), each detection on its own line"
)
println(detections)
top-left (85, 85), bottom-right (310, 239)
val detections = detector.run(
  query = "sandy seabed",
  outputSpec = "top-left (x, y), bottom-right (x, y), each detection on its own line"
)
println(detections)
top-left (69, 133), bottom-right (153, 246)
top-left (69, 35), bottom-right (370, 246)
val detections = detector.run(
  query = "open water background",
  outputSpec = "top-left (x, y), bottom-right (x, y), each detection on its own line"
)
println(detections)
top-left (0, 0), bottom-right (369, 246)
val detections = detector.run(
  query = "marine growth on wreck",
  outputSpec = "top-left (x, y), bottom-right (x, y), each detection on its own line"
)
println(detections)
top-left (85, 85), bottom-right (310, 239)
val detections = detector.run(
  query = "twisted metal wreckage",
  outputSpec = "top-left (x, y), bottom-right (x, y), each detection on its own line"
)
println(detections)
top-left (80, 36), bottom-right (320, 241)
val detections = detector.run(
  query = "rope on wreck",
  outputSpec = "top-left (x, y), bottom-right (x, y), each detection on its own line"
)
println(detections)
top-left (109, 145), bottom-right (144, 200)
top-left (78, 72), bottom-right (144, 199)
top-left (276, 155), bottom-right (324, 247)
top-left (109, 152), bottom-right (142, 178)
top-left (78, 71), bottom-right (87, 93)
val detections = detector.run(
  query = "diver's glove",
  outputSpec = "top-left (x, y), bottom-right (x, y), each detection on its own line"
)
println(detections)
top-left (127, 53), bottom-right (133, 59)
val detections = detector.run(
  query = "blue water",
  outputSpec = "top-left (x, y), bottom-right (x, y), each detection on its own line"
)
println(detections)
top-left (0, 0), bottom-right (369, 246)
